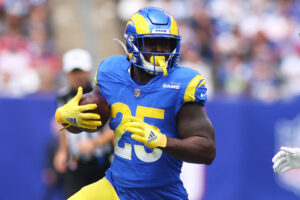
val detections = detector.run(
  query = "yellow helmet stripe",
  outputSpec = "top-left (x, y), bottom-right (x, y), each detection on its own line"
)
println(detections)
top-left (184, 75), bottom-right (205, 102)
top-left (170, 16), bottom-right (179, 35)
top-left (125, 20), bottom-right (133, 30)
top-left (131, 14), bottom-right (150, 34)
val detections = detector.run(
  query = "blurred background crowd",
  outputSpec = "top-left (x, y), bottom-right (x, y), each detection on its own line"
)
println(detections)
top-left (0, 0), bottom-right (60, 97)
top-left (1, 0), bottom-right (300, 199)
top-left (119, 0), bottom-right (300, 102)
top-left (0, 0), bottom-right (300, 103)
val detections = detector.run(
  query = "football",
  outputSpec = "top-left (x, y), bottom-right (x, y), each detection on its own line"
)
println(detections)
top-left (79, 92), bottom-right (110, 132)
top-left (63, 123), bottom-right (82, 134)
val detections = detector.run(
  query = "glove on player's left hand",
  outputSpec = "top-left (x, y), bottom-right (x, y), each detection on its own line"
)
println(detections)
top-left (125, 116), bottom-right (167, 149)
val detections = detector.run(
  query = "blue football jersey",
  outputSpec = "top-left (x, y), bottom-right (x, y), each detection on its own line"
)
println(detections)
top-left (95, 55), bottom-right (207, 188)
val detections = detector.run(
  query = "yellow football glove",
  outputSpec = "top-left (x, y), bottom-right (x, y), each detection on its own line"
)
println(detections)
top-left (125, 116), bottom-right (167, 149)
top-left (55, 87), bottom-right (102, 130)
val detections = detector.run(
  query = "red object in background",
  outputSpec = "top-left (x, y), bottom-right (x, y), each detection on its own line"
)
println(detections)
top-left (0, 34), bottom-right (29, 51)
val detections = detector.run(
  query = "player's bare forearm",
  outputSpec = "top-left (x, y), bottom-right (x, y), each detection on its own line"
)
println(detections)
top-left (161, 102), bottom-right (216, 164)
top-left (161, 135), bottom-right (215, 164)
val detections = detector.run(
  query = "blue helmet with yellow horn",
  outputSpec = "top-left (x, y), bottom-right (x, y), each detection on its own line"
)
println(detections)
top-left (124, 7), bottom-right (181, 75)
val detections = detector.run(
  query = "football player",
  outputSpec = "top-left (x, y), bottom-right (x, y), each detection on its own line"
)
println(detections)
top-left (55, 7), bottom-right (216, 200)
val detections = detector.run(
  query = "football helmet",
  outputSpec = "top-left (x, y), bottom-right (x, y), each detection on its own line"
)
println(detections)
top-left (124, 7), bottom-right (181, 75)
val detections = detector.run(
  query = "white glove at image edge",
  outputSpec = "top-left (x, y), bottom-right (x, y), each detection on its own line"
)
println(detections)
top-left (272, 147), bottom-right (300, 174)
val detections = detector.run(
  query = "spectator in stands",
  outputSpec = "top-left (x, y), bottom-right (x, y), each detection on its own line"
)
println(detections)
top-left (29, 25), bottom-right (61, 92)
top-left (279, 45), bottom-right (300, 99)
top-left (116, 0), bottom-right (300, 102)
top-left (53, 48), bottom-right (114, 198)
top-left (0, 1), bottom-right (40, 97)
top-left (180, 44), bottom-right (214, 98)
top-left (28, 1), bottom-right (61, 92)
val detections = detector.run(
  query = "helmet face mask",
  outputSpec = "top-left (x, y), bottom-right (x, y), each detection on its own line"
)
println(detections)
top-left (124, 7), bottom-right (181, 75)
top-left (138, 37), bottom-right (177, 53)
top-left (138, 36), bottom-right (177, 62)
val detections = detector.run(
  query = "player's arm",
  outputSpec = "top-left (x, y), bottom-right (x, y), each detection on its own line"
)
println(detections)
top-left (163, 102), bottom-right (216, 164)
top-left (125, 75), bottom-right (215, 164)
top-left (125, 103), bottom-right (216, 164)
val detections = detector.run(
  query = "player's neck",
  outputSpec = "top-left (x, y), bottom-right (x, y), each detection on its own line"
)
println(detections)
top-left (131, 66), bottom-right (155, 84)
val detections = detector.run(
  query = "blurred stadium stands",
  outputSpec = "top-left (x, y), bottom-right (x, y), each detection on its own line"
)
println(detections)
top-left (1, 0), bottom-right (300, 199)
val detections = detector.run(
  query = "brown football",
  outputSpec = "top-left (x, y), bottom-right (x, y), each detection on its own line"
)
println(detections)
top-left (79, 92), bottom-right (110, 132)
top-left (63, 123), bottom-right (82, 134)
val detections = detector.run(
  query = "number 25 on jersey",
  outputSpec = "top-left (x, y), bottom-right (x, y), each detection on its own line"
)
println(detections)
top-left (111, 103), bottom-right (164, 163)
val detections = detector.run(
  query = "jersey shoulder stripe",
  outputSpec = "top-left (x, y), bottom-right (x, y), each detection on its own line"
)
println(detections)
top-left (170, 66), bottom-right (208, 105)
top-left (184, 75), bottom-right (206, 102)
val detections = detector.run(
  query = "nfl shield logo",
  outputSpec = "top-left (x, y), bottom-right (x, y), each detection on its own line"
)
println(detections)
top-left (134, 88), bottom-right (141, 97)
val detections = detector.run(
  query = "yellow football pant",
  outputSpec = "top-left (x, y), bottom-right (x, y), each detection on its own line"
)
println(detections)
top-left (68, 177), bottom-right (120, 200)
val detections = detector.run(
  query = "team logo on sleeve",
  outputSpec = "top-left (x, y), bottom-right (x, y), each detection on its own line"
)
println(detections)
top-left (200, 92), bottom-right (206, 98)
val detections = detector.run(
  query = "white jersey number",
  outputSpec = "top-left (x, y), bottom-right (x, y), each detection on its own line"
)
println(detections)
top-left (111, 103), bottom-right (164, 162)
